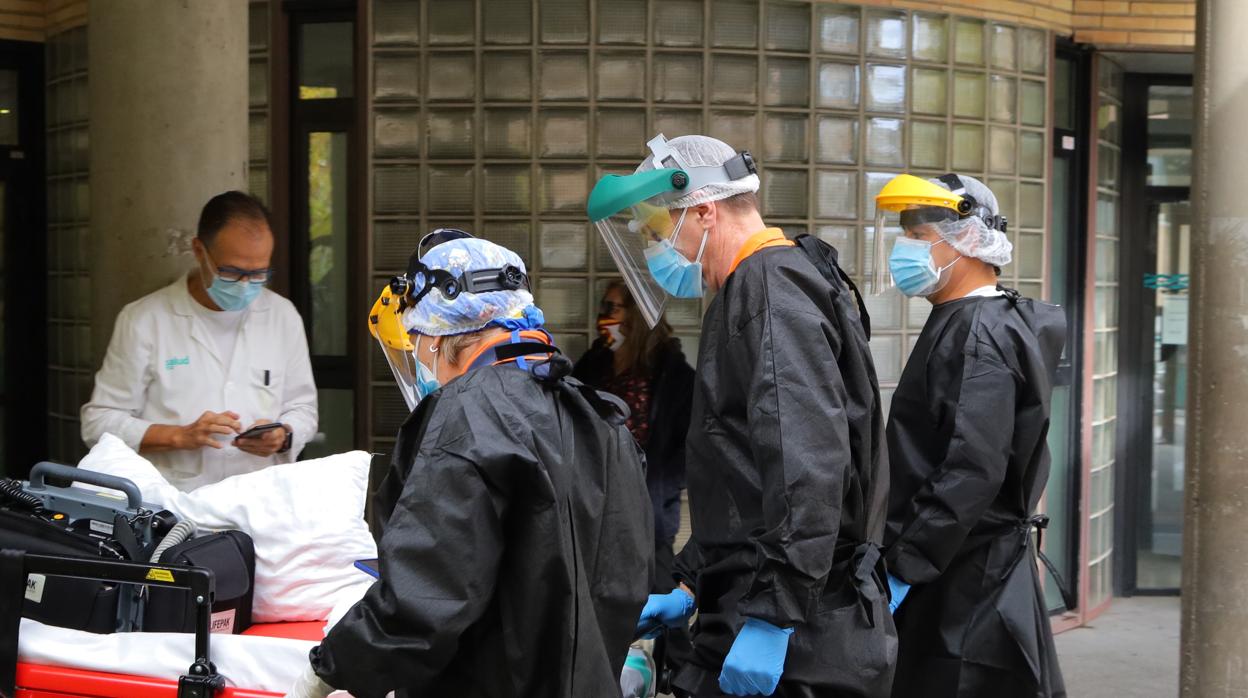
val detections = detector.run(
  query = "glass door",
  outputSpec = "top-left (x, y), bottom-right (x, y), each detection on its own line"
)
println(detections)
top-left (289, 9), bottom-right (362, 457)
top-left (1136, 198), bottom-right (1189, 590)
top-left (299, 126), bottom-right (354, 458)
top-left (1119, 79), bottom-right (1191, 595)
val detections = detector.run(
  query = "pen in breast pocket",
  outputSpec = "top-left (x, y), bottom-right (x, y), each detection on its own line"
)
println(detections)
top-left (264, 369), bottom-right (270, 386)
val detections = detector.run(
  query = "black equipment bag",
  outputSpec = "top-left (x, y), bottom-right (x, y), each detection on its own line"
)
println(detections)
top-left (0, 463), bottom-right (257, 636)
top-left (0, 506), bottom-right (126, 633)
top-left (0, 549), bottom-right (230, 698)
top-left (143, 530), bottom-right (256, 634)
top-left (0, 463), bottom-right (154, 634)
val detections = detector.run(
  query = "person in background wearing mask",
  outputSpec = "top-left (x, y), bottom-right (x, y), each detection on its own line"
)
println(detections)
top-left (873, 174), bottom-right (1067, 697)
top-left (286, 230), bottom-right (652, 698)
top-left (573, 281), bottom-right (694, 593)
top-left (81, 191), bottom-right (318, 491)
top-left (590, 135), bottom-right (895, 698)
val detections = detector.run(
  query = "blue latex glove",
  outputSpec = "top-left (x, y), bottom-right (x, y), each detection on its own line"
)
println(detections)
top-left (888, 574), bottom-right (911, 614)
top-left (635, 588), bottom-right (695, 639)
top-left (718, 618), bottom-right (794, 696)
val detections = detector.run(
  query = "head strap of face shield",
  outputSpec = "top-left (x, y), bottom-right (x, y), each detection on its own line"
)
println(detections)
top-left (937, 173), bottom-right (1009, 234)
top-left (387, 240), bottom-right (529, 309)
top-left (417, 227), bottom-right (474, 257)
top-left (646, 134), bottom-right (758, 193)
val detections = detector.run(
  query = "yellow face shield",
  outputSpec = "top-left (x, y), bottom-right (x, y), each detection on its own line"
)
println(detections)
top-left (869, 174), bottom-right (965, 295)
top-left (368, 284), bottom-right (427, 409)
top-left (368, 285), bottom-right (413, 352)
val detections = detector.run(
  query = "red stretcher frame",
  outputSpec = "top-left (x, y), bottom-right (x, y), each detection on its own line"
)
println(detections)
top-left (14, 621), bottom-right (326, 698)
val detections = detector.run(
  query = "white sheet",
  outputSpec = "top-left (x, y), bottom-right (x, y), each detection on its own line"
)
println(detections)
top-left (18, 618), bottom-right (316, 693)
top-left (76, 434), bottom-right (378, 623)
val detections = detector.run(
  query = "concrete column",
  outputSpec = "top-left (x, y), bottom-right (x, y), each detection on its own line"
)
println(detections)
top-left (88, 0), bottom-right (248, 363)
top-left (1180, 0), bottom-right (1248, 695)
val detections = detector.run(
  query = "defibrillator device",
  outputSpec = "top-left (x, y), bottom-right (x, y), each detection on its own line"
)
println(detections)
top-left (0, 462), bottom-right (255, 635)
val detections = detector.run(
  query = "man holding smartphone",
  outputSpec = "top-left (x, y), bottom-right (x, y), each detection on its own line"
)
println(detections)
top-left (81, 192), bottom-right (318, 491)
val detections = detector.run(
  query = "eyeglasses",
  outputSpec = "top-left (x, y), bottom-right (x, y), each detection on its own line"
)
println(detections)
top-left (599, 300), bottom-right (626, 316)
top-left (203, 248), bottom-right (273, 284)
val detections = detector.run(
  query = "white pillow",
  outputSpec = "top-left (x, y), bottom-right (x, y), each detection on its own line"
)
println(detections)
top-left (77, 433), bottom-right (378, 623)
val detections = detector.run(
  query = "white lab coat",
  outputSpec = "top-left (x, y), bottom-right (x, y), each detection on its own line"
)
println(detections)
top-left (81, 277), bottom-right (319, 491)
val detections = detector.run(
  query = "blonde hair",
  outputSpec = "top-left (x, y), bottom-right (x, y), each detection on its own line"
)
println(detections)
top-left (438, 330), bottom-right (489, 367)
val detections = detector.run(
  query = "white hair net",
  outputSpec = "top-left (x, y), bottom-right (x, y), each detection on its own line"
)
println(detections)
top-left (634, 134), bottom-right (761, 210)
top-left (925, 174), bottom-right (1013, 267)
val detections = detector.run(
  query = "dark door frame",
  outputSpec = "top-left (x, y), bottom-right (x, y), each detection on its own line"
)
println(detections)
top-left (1116, 73), bottom-right (1192, 597)
top-left (0, 39), bottom-right (46, 476)
top-left (1047, 40), bottom-right (1091, 617)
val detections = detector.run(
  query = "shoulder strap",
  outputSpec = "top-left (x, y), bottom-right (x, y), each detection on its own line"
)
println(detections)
top-left (527, 351), bottom-right (631, 428)
top-left (571, 380), bottom-right (631, 427)
top-left (794, 234), bottom-right (872, 340)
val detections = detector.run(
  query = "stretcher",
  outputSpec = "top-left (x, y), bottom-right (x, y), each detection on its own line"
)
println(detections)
top-left (2, 551), bottom-right (325, 698)
top-left (13, 622), bottom-right (323, 698)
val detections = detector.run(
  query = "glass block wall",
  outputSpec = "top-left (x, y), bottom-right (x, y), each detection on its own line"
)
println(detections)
top-left (249, 0), bottom-right (271, 204)
top-left (45, 26), bottom-right (91, 463)
top-left (1088, 55), bottom-right (1122, 610)
top-left (365, 0), bottom-right (1051, 448)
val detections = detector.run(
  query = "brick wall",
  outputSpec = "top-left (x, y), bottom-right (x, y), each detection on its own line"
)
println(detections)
top-left (1073, 1), bottom-right (1196, 48)
top-left (0, 1), bottom-right (1199, 51)
top-left (44, 0), bottom-right (85, 37)
top-left (0, 0), bottom-right (44, 42)
top-left (829, 1), bottom-right (1195, 50)
top-left (844, 0), bottom-right (1075, 32)
top-left (0, 0), bottom-right (86, 42)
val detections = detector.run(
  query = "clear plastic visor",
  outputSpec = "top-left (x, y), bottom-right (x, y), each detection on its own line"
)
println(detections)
top-left (377, 336), bottom-right (422, 411)
top-left (594, 203), bottom-right (687, 329)
top-left (868, 204), bottom-right (956, 294)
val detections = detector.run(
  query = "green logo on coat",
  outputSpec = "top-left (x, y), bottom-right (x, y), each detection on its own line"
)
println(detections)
top-left (165, 356), bottom-right (190, 371)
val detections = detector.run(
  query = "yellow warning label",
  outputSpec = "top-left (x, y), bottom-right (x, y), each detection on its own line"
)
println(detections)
top-left (145, 568), bottom-right (175, 583)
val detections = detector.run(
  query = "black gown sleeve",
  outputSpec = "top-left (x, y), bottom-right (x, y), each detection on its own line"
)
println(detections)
top-left (672, 536), bottom-right (705, 590)
top-left (733, 281), bottom-right (852, 628)
top-left (886, 333), bottom-right (1018, 585)
top-left (310, 400), bottom-right (516, 697)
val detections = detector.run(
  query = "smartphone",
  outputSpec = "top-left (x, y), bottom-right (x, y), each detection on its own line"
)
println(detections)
top-left (236, 422), bottom-right (283, 440)
top-left (354, 558), bottom-right (381, 579)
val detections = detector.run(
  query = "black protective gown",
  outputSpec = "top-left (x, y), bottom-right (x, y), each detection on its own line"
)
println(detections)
top-left (885, 291), bottom-right (1067, 698)
top-left (672, 241), bottom-right (897, 698)
top-left (311, 357), bottom-right (654, 698)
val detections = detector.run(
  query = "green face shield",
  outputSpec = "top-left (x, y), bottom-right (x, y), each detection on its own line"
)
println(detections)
top-left (587, 134), bottom-right (759, 328)
top-left (587, 168), bottom-right (691, 329)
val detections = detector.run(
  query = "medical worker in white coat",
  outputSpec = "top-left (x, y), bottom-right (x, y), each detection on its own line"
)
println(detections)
top-left (81, 191), bottom-right (318, 491)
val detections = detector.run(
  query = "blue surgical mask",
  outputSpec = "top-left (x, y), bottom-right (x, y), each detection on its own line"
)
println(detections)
top-left (413, 336), bottom-right (441, 402)
top-left (200, 249), bottom-right (266, 311)
top-left (644, 210), bottom-right (707, 299)
top-left (206, 274), bottom-right (264, 311)
top-left (889, 237), bottom-right (960, 297)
